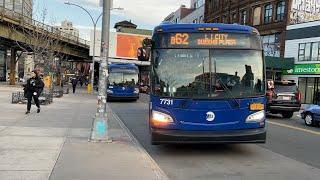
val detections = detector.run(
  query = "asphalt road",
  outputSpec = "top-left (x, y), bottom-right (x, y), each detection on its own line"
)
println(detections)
top-left (108, 96), bottom-right (320, 180)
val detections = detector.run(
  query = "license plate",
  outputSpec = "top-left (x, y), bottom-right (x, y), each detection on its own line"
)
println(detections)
top-left (282, 96), bottom-right (291, 100)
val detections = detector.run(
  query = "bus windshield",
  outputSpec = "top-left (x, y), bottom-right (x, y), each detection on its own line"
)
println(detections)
top-left (108, 71), bottom-right (138, 87)
top-left (153, 49), bottom-right (264, 99)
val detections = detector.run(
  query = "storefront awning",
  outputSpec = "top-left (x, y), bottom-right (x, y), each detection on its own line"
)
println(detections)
top-left (265, 57), bottom-right (294, 70)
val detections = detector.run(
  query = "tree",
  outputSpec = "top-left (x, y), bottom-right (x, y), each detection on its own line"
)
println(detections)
top-left (9, 8), bottom-right (67, 85)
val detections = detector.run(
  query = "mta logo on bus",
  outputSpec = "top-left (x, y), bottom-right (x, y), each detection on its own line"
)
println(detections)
top-left (206, 112), bottom-right (215, 122)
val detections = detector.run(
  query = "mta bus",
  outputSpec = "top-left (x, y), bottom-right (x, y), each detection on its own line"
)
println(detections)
top-left (107, 63), bottom-right (140, 101)
top-left (148, 23), bottom-right (266, 144)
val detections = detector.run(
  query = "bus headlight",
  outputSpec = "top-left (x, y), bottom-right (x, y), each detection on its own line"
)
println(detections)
top-left (246, 110), bottom-right (265, 123)
top-left (151, 111), bottom-right (174, 125)
top-left (134, 88), bottom-right (139, 94)
top-left (107, 89), bottom-right (113, 94)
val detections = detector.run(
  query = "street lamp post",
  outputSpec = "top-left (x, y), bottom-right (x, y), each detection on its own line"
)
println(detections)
top-left (64, 1), bottom-right (101, 92)
top-left (90, 0), bottom-right (112, 142)
top-left (64, 1), bottom-right (123, 93)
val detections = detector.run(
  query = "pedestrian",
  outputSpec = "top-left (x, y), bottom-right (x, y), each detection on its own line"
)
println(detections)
top-left (23, 70), bottom-right (44, 114)
top-left (72, 78), bottom-right (78, 93)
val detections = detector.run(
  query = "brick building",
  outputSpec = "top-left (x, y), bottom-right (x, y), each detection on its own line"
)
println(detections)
top-left (205, 0), bottom-right (291, 58)
top-left (205, 0), bottom-right (320, 58)
top-left (205, 0), bottom-right (320, 80)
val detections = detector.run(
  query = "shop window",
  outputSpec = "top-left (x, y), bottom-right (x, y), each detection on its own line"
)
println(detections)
top-left (298, 43), bottom-right (306, 61)
top-left (299, 78), bottom-right (307, 103)
top-left (240, 10), bottom-right (247, 25)
top-left (264, 4), bottom-right (273, 24)
top-left (262, 33), bottom-right (281, 57)
top-left (311, 42), bottom-right (320, 61)
top-left (298, 42), bottom-right (320, 61)
top-left (276, 1), bottom-right (285, 21)
top-left (306, 78), bottom-right (315, 104)
top-left (305, 43), bottom-right (311, 60)
top-left (253, 7), bottom-right (261, 25)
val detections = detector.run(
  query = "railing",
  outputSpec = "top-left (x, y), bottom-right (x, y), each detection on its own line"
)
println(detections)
top-left (0, 6), bottom-right (90, 47)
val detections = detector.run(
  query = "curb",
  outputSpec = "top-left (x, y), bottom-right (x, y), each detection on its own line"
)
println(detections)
top-left (108, 105), bottom-right (169, 180)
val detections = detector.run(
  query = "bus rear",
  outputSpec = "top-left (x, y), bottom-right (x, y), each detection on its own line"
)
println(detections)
top-left (149, 23), bottom-right (266, 144)
top-left (107, 63), bottom-right (140, 101)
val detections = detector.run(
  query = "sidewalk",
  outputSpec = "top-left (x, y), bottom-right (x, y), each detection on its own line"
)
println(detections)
top-left (0, 86), bottom-right (167, 180)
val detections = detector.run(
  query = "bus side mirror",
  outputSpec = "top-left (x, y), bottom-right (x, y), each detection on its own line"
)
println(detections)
top-left (137, 38), bottom-right (153, 61)
top-left (137, 47), bottom-right (150, 61)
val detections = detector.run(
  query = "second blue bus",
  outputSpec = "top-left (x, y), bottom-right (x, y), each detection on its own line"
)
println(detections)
top-left (107, 63), bottom-right (140, 101)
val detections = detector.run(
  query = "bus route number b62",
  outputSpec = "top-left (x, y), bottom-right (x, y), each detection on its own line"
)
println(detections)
top-left (170, 33), bottom-right (189, 45)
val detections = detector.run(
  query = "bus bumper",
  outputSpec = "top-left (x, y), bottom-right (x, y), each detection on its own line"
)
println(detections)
top-left (107, 94), bottom-right (139, 101)
top-left (151, 128), bottom-right (266, 145)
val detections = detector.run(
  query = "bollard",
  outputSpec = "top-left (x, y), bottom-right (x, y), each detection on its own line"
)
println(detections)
top-left (87, 83), bottom-right (93, 94)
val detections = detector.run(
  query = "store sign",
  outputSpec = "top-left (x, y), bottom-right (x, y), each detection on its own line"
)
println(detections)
top-left (290, 0), bottom-right (320, 24)
top-left (284, 64), bottom-right (320, 75)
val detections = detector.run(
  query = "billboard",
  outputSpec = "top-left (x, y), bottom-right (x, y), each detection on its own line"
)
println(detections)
top-left (91, 31), bottom-right (151, 61)
top-left (290, 0), bottom-right (320, 24)
top-left (115, 34), bottom-right (149, 59)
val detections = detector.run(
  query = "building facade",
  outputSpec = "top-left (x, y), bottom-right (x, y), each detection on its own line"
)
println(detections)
top-left (164, 0), bottom-right (205, 24)
top-left (56, 20), bottom-right (79, 41)
top-left (91, 21), bottom-right (152, 86)
top-left (180, 0), bottom-right (205, 23)
top-left (205, 0), bottom-right (291, 58)
top-left (164, 5), bottom-right (194, 23)
top-left (283, 21), bottom-right (320, 104)
top-left (205, 0), bottom-right (320, 58)
top-left (0, 0), bottom-right (33, 18)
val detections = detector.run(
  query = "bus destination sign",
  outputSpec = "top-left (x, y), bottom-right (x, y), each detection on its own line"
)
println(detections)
top-left (170, 33), bottom-right (237, 47)
top-left (165, 33), bottom-right (260, 49)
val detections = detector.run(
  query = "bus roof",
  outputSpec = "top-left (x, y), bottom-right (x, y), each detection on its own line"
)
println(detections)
top-left (154, 23), bottom-right (258, 35)
top-left (108, 63), bottom-right (139, 71)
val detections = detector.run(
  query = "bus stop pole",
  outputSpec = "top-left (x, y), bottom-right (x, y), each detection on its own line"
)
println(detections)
top-left (89, 0), bottom-right (111, 142)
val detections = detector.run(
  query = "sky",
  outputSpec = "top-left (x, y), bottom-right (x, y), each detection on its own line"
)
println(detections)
top-left (33, 0), bottom-right (190, 40)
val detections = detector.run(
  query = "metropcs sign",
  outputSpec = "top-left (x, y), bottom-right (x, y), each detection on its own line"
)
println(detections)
top-left (284, 64), bottom-right (320, 75)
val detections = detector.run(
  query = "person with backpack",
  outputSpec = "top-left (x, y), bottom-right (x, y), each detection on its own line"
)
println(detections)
top-left (24, 70), bottom-right (44, 114)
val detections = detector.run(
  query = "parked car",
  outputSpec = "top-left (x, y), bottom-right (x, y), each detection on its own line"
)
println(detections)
top-left (266, 80), bottom-right (301, 118)
top-left (301, 105), bottom-right (320, 127)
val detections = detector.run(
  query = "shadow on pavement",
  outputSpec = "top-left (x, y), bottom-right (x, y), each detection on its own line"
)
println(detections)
top-left (153, 144), bottom-right (254, 156)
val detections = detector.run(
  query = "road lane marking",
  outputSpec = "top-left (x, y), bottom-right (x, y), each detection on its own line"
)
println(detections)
top-left (267, 120), bottom-right (320, 136)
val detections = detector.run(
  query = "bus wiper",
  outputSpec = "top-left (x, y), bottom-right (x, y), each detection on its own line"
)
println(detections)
top-left (215, 77), bottom-right (241, 108)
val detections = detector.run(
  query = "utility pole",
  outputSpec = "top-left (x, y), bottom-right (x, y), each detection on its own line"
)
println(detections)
top-left (89, 0), bottom-right (111, 142)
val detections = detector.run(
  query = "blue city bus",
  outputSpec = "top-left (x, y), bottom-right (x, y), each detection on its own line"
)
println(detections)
top-left (107, 63), bottom-right (140, 101)
top-left (149, 23), bottom-right (266, 144)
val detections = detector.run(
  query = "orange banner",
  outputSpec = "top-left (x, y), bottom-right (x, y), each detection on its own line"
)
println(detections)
top-left (116, 34), bottom-right (145, 59)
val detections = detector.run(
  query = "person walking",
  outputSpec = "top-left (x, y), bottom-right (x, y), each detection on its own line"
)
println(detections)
top-left (24, 70), bottom-right (44, 114)
top-left (72, 77), bottom-right (78, 93)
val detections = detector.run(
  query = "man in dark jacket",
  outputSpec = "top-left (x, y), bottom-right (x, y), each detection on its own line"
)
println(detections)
top-left (24, 70), bottom-right (44, 114)
top-left (71, 77), bottom-right (78, 93)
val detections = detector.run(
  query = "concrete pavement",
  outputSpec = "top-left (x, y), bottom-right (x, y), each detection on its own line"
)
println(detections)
top-left (0, 86), bottom-right (167, 180)
top-left (109, 97), bottom-right (320, 180)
